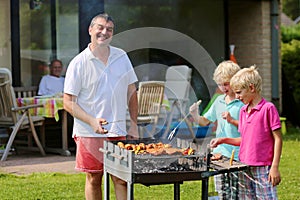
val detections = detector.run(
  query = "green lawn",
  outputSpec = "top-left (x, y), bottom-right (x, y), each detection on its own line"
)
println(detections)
top-left (277, 127), bottom-right (300, 200)
top-left (0, 128), bottom-right (299, 199)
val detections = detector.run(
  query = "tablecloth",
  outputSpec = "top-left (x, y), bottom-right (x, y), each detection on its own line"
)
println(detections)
top-left (17, 97), bottom-right (63, 121)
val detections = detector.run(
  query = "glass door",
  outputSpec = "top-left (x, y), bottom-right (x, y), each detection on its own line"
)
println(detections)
top-left (19, 0), bottom-right (78, 87)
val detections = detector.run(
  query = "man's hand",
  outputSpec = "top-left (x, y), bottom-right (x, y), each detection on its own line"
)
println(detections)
top-left (91, 118), bottom-right (108, 134)
top-left (127, 123), bottom-right (139, 140)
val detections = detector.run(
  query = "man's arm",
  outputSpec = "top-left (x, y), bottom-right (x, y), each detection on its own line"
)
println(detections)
top-left (63, 93), bottom-right (106, 134)
top-left (127, 83), bottom-right (138, 138)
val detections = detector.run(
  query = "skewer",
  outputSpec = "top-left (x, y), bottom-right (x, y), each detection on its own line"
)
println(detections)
top-left (229, 149), bottom-right (235, 166)
top-left (167, 100), bottom-right (202, 141)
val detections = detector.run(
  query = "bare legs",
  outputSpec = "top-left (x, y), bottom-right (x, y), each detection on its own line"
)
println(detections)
top-left (85, 173), bottom-right (127, 200)
top-left (111, 175), bottom-right (127, 200)
top-left (85, 173), bottom-right (103, 200)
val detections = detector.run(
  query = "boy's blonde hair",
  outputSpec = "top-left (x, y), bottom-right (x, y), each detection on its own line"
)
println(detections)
top-left (213, 60), bottom-right (240, 84)
top-left (230, 65), bottom-right (262, 94)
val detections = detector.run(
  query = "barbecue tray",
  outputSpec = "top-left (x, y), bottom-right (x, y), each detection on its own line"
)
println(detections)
top-left (100, 138), bottom-right (248, 200)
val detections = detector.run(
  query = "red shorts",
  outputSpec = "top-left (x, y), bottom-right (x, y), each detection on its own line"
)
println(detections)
top-left (74, 135), bottom-right (126, 173)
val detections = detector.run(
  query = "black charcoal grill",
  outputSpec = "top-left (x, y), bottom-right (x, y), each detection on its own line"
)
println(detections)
top-left (100, 138), bottom-right (248, 200)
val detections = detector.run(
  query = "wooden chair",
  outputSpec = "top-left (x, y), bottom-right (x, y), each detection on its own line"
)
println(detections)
top-left (136, 81), bottom-right (165, 138)
top-left (0, 68), bottom-right (45, 161)
top-left (14, 86), bottom-right (38, 98)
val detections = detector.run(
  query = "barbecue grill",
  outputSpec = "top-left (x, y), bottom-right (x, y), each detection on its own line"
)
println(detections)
top-left (100, 138), bottom-right (247, 200)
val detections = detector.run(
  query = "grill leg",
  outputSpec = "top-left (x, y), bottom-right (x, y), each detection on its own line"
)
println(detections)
top-left (127, 182), bottom-right (134, 200)
top-left (202, 178), bottom-right (209, 200)
top-left (104, 171), bottom-right (110, 200)
top-left (174, 183), bottom-right (180, 200)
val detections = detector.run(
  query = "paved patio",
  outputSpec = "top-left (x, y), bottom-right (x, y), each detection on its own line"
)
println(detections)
top-left (0, 151), bottom-right (77, 175)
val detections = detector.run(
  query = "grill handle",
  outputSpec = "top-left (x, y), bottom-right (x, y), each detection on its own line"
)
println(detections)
top-left (99, 148), bottom-right (125, 160)
top-left (201, 170), bottom-right (220, 178)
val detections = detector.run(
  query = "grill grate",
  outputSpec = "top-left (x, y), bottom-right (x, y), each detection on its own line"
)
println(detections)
top-left (101, 138), bottom-right (248, 200)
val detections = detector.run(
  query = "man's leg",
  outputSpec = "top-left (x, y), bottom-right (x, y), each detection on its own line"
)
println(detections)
top-left (85, 172), bottom-right (103, 200)
top-left (111, 175), bottom-right (127, 200)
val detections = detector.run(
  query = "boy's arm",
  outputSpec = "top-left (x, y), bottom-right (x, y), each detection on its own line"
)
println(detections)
top-left (269, 128), bottom-right (282, 186)
top-left (197, 116), bottom-right (211, 126)
top-left (189, 102), bottom-right (211, 126)
top-left (229, 119), bottom-right (239, 127)
top-left (210, 137), bottom-right (241, 148)
top-left (222, 111), bottom-right (239, 127)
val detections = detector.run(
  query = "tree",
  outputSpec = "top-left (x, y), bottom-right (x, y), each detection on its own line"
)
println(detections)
top-left (282, 0), bottom-right (300, 20)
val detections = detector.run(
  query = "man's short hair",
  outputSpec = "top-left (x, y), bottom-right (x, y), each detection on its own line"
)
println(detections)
top-left (50, 59), bottom-right (63, 68)
top-left (90, 13), bottom-right (114, 27)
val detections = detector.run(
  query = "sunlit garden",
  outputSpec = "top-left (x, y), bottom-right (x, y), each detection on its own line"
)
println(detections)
top-left (0, 126), bottom-right (299, 199)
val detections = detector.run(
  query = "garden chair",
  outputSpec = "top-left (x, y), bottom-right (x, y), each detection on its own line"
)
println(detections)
top-left (14, 86), bottom-right (38, 98)
top-left (163, 65), bottom-right (194, 137)
top-left (136, 81), bottom-right (165, 138)
top-left (0, 68), bottom-right (45, 161)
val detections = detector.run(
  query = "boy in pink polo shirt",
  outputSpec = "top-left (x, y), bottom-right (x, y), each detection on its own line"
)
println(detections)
top-left (210, 66), bottom-right (282, 199)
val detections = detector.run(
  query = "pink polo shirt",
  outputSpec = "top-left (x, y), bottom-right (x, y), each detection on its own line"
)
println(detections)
top-left (238, 98), bottom-right (281, 166)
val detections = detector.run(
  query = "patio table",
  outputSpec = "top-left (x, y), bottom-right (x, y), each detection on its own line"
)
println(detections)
top-left (17, 96), bottom-right (71, 156)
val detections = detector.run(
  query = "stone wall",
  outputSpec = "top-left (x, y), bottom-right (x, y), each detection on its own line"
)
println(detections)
top-left (228, 0), bottom-right (282, 110)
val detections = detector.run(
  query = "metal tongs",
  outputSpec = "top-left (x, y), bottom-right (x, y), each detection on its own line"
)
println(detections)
top-left (100, 120), bottom-right (125, 134)
top-left (100, 120), bottom-right (125, 125)
top-left (167, 100), bottom-right (202, 141)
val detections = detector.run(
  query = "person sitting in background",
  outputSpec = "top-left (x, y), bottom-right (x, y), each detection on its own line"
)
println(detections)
top-left (38, 59), bottom-right (65, 96)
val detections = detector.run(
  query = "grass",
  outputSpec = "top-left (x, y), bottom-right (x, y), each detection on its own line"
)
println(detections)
top-left (0, 127), bottom-right (299, 199)
top-left (0, 173), bottom-right (86, 199)
top-left (277, 126), bottom-right (300, 200)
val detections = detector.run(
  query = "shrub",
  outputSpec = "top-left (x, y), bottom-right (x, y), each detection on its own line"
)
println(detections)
top-left (281, 40), bottom-right (300, 104)
top-left (281, 24), bottom-right (300, 43)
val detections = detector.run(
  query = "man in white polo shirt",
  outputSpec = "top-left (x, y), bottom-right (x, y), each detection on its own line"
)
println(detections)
top-left (64, 13), bottom-right (138, 200)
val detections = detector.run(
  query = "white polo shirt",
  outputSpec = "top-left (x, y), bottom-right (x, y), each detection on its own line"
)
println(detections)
top-left (64, 45), bottom-right (137, 137)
